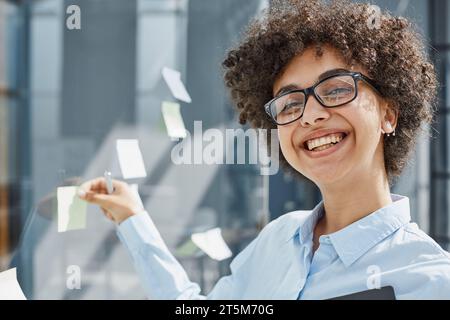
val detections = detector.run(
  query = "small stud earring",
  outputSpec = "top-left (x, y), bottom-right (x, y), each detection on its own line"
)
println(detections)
top-left (385, 122), bottom-right (393, 131)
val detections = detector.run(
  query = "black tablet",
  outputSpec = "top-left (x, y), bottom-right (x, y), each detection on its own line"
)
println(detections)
top-left (329, 286), bottom-right (396, 300)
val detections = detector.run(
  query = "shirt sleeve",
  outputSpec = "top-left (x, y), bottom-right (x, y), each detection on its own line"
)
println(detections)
top-left (116, 211), bottom-right (258, 300)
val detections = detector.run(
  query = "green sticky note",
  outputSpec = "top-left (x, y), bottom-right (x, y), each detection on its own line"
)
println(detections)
top-left (175, 239), bottom-right (200, 258)
top-left (57, 186), bottom-right (87, 232)
top-left (161, 101), bottom-right (187, 139)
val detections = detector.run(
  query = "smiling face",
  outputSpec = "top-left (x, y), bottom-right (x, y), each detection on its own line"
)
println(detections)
top-left (273, 45), bottom-right (396, 188)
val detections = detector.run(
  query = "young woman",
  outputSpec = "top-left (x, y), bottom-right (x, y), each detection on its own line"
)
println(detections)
top-left (78, 0), bottom-right (450, 299)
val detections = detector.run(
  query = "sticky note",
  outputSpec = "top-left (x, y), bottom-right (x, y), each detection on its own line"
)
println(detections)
top-left (0, 268), bottom-right (27, 300)
top-left (191, 228), bottom-right (232, 261)
top-left (161, 101), bottom-right (187, 140)
top-left (57, 186), bottom-right (87, 232)
top-left (116, 139), bottom-right (147, 179)
top-left (162, 67), bottom-right (192, 103)
top-left (175, 239), bottom-right (200, 258)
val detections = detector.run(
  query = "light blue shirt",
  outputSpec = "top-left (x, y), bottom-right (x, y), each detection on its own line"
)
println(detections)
top-left (116, 194), bottom-right (450, 299)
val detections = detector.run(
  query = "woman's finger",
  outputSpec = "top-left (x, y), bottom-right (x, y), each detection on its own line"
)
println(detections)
top-left (79, 177), bottom-right (107, 193)
top-left (100, 207), bottom-right (115, 222)
top-left (106, 212), bottom-right (114, 221)
top-left (79, 190), bottom-right (115, 210)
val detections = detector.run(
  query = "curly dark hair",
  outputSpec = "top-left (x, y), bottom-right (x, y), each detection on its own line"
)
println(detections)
top-left (222, 0), bottom-right (437, 183)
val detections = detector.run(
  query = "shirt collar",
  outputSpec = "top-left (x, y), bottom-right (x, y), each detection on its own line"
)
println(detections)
top-left (289, 194), bottom-right (411, 267)
top-left (286, 200), bottom-right (324, 244)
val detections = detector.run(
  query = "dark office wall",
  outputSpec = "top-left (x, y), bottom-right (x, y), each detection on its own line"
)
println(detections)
top-left (61, 0), bottom-right (137, 143)
top-left (185, 0), bottom-right (260, 130)
top-left (429, 0), bottom-right (449, 249)
top-left (185, 0), bottom-right (261, 201)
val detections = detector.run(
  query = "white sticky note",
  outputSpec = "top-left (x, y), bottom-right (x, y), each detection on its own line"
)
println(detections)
top-left (0, 268), bottom-right (27, 300)
top-left (57, 186), bottom-right (87, 232)
top-left (161, 101), bottom-right (187, 140)
top-left (162, 67), bottom-right (192, 103)
top-left (116, 139), bottom-right (147, 179)
top-left (191, 228), bottom-right (232, 261)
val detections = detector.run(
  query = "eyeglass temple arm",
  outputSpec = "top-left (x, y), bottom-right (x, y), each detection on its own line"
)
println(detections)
top-left (357, 74), bottom-right (382, 94)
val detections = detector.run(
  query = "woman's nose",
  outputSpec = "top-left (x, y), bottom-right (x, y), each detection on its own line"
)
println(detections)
top-left (300, 96), bottom-right (331, 127)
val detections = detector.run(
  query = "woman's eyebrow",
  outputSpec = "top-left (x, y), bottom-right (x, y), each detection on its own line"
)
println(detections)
top-left (273, 68), bottom-right (351, 97)
top-left (274, 84), bottom-right (299, 97)
top-left (318, 68), bottom-right (350, 81)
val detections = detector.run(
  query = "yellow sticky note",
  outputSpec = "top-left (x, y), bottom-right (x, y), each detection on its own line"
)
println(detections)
top-left (175, 239), bottom-right (200, 258)
top-left (57, 186), bottom-right (87, 232)
top-left (161, 101), bottom-right (187, 139)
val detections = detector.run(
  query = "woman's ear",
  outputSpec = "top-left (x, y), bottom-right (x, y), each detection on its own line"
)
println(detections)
top-left (381, 103), bottom-right (398, 135)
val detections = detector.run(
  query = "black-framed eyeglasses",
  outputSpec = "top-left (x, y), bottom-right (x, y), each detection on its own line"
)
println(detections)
top-left (264, 71), bottom-right (381, 125)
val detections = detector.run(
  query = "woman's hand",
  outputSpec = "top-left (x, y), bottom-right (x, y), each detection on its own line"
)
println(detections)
top-left (77, 177), bottom-right (144, 224)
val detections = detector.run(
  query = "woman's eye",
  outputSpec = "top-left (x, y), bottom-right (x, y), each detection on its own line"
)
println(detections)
top-left (326, 87), bottom-right (352, 96)
top-left (282, 102), bottom-right (301, 112)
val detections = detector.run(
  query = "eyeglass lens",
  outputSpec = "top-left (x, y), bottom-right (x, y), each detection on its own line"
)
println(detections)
top-left (271, 75), bottom-right (356, 125)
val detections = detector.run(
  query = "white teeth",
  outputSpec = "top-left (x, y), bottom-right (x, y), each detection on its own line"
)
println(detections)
top-left (315, 144), bottom-right (333, 152)
top-left (306, 133), bottom-right (345, 151)
top-left (319, 137), bottom-right (326, 146)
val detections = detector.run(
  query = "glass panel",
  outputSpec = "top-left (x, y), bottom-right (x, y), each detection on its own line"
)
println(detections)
top-left (431, 0), bottom-right (450, 45)
top-left (0, 0), bottom-right (21, 272)
top-left (2, 0), bottom-right (268, 300)
top-left (1, 0), bottom-right (448, 300)
top-left (430, 177), bottom-right (450, 250)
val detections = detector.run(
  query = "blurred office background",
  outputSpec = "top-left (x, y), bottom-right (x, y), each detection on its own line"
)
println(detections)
top-left (0, 0), bottom-right (448, 299)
